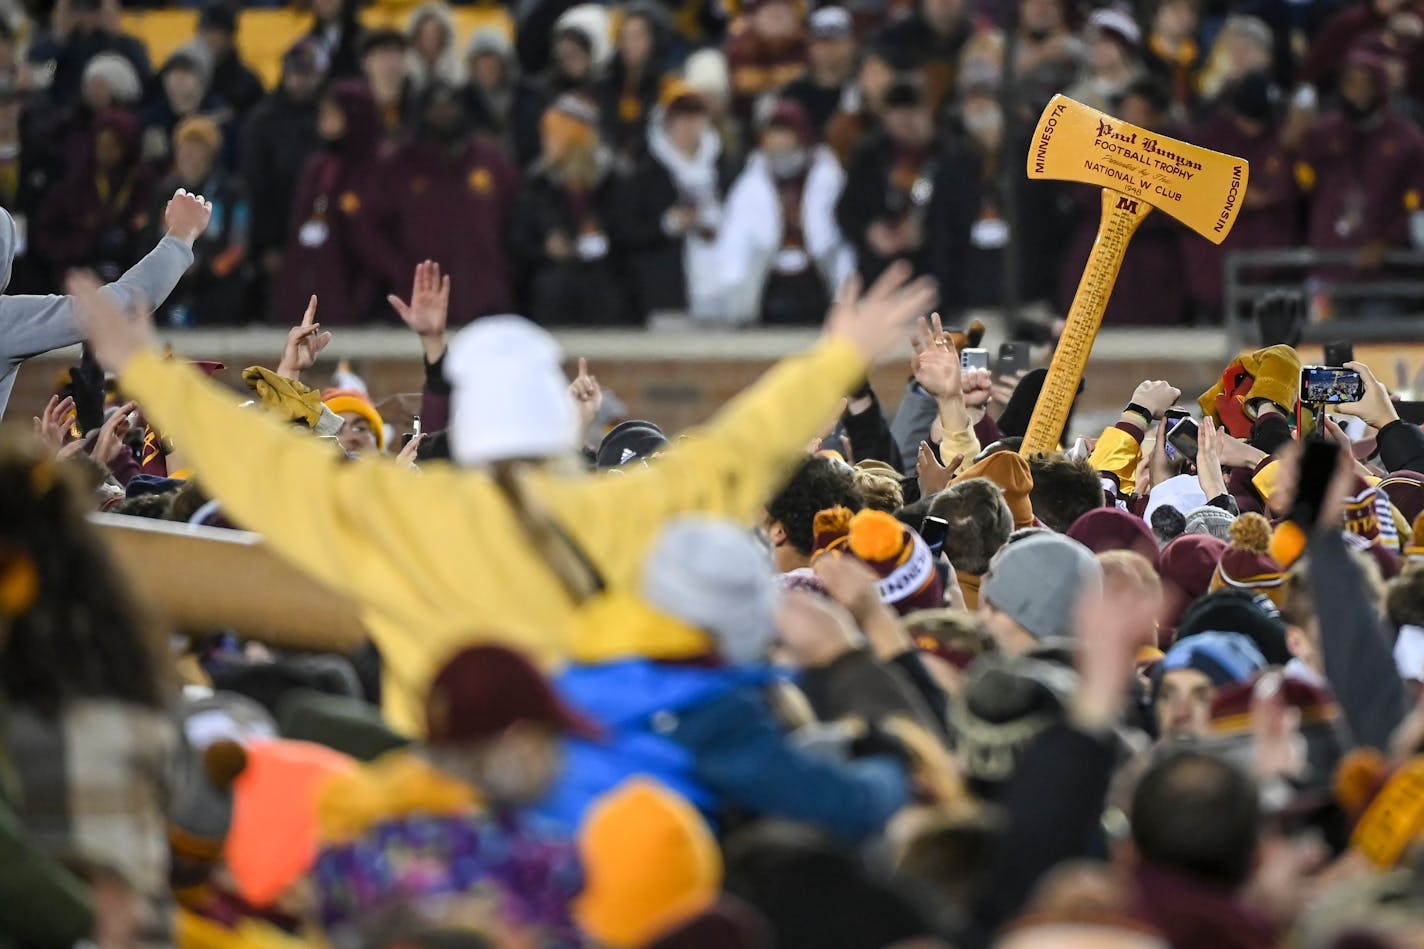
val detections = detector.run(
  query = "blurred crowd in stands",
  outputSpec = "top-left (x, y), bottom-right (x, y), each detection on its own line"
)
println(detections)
top-left (0, 0), bottom-right (1422, 329)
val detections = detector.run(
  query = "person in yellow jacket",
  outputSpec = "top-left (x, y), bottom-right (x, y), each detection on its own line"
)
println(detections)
top-left (70, 231), bottom-right (937, 736)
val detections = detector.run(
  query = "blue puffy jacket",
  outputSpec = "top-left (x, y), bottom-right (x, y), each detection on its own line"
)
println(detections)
top-left (533, 659), bottom-right (909, 839)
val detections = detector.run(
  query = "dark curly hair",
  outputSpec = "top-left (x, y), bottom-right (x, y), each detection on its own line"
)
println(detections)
top-left (1027, 452), bottom-right (1104, 533)
top-left (0, 437), bottom-right (168, 717)
top-left (766, 456), bottom-right (862, 556)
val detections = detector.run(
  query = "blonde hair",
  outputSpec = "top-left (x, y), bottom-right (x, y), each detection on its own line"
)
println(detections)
top-left (853, 469), bottom-right (904, 514)
top-left (1097, 549), bottom-right (1161, 597)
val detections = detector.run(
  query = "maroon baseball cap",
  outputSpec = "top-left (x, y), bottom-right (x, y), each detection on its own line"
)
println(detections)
top-left (424, 644), bottom-right (599, 745)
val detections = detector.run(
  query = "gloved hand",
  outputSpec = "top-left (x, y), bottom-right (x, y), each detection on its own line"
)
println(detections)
top-left (67, 344), bottom-right (107, 434)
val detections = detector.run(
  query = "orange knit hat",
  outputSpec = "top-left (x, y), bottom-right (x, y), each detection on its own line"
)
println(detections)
top-left (955, 451), bottom-right (1035, 528)
top-left (575, 779), bottom-right (722, 949)
top-left (541, 92), bottom-right (600, 160)
top-left (321, 388), bottom-right (385, 450)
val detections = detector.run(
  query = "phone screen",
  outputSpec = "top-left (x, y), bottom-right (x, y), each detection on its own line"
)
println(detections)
top-left (996, 343), bottom-right (1028, 379)
top-left (1300, 366), bottom-right (1365, 404)
top-left (1166, 417), bottom-right (1199, 461)
top-left (919, 516), bottom-right (949, 554)
top-left (960, 348), bottom-right (990, 371)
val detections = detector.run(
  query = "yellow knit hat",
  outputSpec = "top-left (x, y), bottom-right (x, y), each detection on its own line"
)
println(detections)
top-left (321, 388), bottom-right (385, 450)
top-left (575, 778), bottom-right (722, 948)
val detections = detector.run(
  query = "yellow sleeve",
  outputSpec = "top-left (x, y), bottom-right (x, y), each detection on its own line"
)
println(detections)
top-left (1089, 426), bottom-right (1144, 495)
top-left (1251, 459), bottom-right (1281, 504)
top-left (941, 424), bottom-right (980, 476)
top-left (544, 337), bottom-right (869, 585)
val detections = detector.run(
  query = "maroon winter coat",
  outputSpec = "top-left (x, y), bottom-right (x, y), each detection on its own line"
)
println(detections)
top-left (33, 108), bottom-right (155, 282)
top-left (1057, 183), bottom-right (1188, 326)
top-left (278, 82), bottom-right (383, 325)
top-left (354, 135), bottom-right (520, 324)
top-left (1181, 111), bottom-right (1298, 311)
top-left (1301, 1), bottom-right (1424, 98)
top-left (1129, 862), bottom-right (1276, 949)
top-left (1299, 109), bottom-right (1424, 267)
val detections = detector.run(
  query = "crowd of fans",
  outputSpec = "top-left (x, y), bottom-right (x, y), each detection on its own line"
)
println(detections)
top-left (1, 188), bottom-right (1424, 947)
top-left (0, 0), bottom-right (1421, 329)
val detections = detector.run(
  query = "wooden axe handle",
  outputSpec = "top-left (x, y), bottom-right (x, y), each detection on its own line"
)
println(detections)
top-left (1020, 189), bottom-right (1153, 456)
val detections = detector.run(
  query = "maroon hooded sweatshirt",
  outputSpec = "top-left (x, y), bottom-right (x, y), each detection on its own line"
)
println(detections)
top-left (354, 132), bottom-right (520, 324)
top-left (277, 81), bottom-right (383, 325)
top-left (1181, 110), bottom-right (1298, 310)
top-left (34, 107), bottom-right (155, 280)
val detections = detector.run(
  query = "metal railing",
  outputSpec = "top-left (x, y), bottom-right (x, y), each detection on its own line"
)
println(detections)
top-left (1223, 248), bottom-right (1424, 355)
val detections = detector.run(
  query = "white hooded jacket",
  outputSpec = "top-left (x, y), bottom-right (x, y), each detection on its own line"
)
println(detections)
top-left (715, 146), bottom-right (852, 325)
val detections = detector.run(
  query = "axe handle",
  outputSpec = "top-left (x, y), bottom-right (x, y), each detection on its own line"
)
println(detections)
top-left (1020, 189), bottom-right (1154, 456)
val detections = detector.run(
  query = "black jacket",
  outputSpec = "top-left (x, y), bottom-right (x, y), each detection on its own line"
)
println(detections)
top-left (1377, 419), bottom-right (1424, 474)
top-left (835, 132), bottom-right (976, 306)
top-left (1308, 528), bottom-right (1410, 751)
top-left (240, 89), bottom-right (319, 258)
top-left (508, 164), bottom-right (634, 326)
top-left (209, 50), bottom-right (266, 119)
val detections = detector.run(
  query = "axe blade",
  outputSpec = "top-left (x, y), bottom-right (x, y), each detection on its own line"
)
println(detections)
top-left (1027, 94), bottom-right (1250, 245)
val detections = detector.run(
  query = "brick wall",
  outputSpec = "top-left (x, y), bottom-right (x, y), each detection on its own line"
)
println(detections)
top-left (4, 328), bottom-right (1230, 443)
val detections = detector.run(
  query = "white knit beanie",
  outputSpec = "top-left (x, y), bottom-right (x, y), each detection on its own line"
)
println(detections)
top-left (641, 517), bottom-right (779, 666)
top-left (444, 315), bottom-right (577, 467)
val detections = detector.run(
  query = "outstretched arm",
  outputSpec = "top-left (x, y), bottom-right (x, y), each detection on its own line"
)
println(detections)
top-left (546, 264), bottom-right (939, 587)
top-left (0, 190), bottom-right (203, 418)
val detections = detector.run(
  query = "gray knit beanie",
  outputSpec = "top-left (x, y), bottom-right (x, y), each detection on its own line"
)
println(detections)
top-left (979, 533), bottom-right (1102, 641)
top-left (642, 517), bottom-right (779, 665)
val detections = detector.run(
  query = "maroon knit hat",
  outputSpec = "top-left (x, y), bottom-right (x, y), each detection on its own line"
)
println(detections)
top-left (1157, 533), bottom-right (1228, 637)
top-left (1378, 471), bottom-right (1424, 524)
top-left (764, 99), bottom-right (814, 146)
top-left (425, 645), bottom-right (598, 746)
top-left (1066, 507), bottom-right (1159, 567)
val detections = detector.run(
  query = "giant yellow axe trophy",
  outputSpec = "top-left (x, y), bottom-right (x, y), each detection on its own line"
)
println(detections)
top-left (1018, 95), bottom-right (1251, 456)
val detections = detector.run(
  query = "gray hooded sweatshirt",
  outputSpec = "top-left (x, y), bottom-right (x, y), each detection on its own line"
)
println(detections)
top-left (0, 207), bottom-right (194, 419)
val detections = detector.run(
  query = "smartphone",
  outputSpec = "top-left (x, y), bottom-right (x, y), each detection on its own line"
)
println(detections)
top-left (996, 342), bottom-right (1030, 379)
top-left (1289, 439), bottom-right (1340, 529)
top-left (1166, 417), bottom-right (1200, 461)
top-left (919, 515), bottom-right (949, 555)
top-left (1161, 409), bottom-right (1190, 460)
top-left (960, 348), bottom-right (990, 371)
top-left (1323, 340), bottom-right (1354, 368)
top-left (1300, 366), bottom-right (1366, 404)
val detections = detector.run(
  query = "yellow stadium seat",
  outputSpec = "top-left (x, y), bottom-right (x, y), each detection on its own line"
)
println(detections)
top-left (122, 5), bottom-right (514, 93)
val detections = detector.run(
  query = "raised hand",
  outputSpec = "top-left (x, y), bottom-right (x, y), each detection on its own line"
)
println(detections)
top-left (825, 262), bottom-right (938, 366)
top-left (32, 394), bottom-right (75, 454)
top-left (164, 188), bottom-right (213, 246)
top-left (812, 552), bottom-right (882, 623)
top-left (396, 432), bottom-right (426, 468)
top-left (68, 344), bottom-right (107, 433)
top-left (1130, 379), bottom-right (1181, 419)
top-left (569, 357), bottom-right (602, 433)
top-left (910, 312), bottom-right (961, 399)
top-left (1337, 360), bottom-right (1399, 429)
top-left (389, 260), bottom-right (450, 338)
top-left (916, 442), bottom-right (963, 498)
top-left (389, 260), bottom-right (451, 363)
top-left (92, 400), bottom-right (138, 467)
top-left (1216, 428), bottom-right (1268, 470)
top-left (67, 270), bottom-right (157, 373)
top-left (961, 366), bottom-right (993, 410)
top-left (276, 295), bottom-right (332, 381)
top-left (1196, 416), bottom-right (1228, 500)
